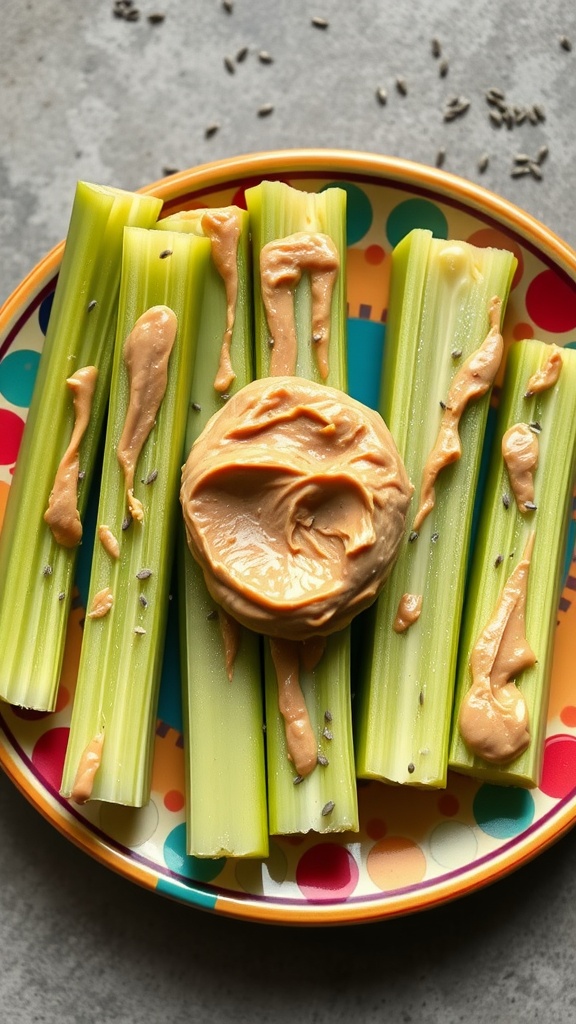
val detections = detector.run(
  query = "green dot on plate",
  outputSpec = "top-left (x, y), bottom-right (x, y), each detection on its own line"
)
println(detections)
top-left (473, 783), bottom-right (535, 839)
top-left (386, 198), bottom-right (448, 248)
top-left (0, 350), bottom-right (41, 408)
top-left (320, 181), bottom-right (373, 245)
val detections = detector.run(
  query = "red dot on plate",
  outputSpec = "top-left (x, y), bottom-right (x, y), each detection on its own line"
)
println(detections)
top-left (31, 727), bottom-right (69, 792)
top-left (513, 321), bottom-right (534, 341)
top-left (164, 789), bottom-right (185, 812)
top-left (525, 269), bottom-right (576, 333)
top-left (296, 842), bottom-right (359, 901)
top-left (0, 410), bottom-right (25, 466)
top-left (560, 706), bottom-right (576, 728)
top-left (540, 734), bottom-right (576, 799)
top-left (365, 244), bottom-right (385, 266)
top-left (366, 816), bottom-right (387, 840)
top-left (438, 792), bottom-right (459, 816)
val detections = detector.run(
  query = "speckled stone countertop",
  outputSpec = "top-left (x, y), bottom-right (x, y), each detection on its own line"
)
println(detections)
top-left (1, 2), bottom-right (576, 1022)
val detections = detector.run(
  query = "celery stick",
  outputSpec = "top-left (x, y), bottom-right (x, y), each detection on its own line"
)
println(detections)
top-left (246, 180), bottom-right (358, 835)
top-left (0, 183), bottom-right (162, 711)
top-left (60, 227), bottom-right (210, 806)
top-left (356, 229), bottom-right (517, 788)
top-left (158, 208), bottom-right (268, 857)
top-left (449, 340), bottom-right (576, 787)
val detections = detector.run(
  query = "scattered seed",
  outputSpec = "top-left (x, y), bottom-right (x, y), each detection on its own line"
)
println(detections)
top-left (136, 568), bottom-right (153, 580)
top-left (205, 123), bottom-right (220, 139)
top-left (236, 46), bottom-right (248, 62)
top-left (419, 690), bottom-right (425, 706)
top-left (267, 336), bottom-right (275, 347)
top-left (514, 109), bottom-right (527, 126)
top-left (533, 103), bottom-right (546, 122)
top-left (431, 532), bottom-right (439, 543)
top-left (142, 469), bottom-right (158, 485)
top-left (431, 37), bottom-right (441, 58)
top-left (486, 86), bottom-right (505, 102)
top-left (527, 108), bottom-right (539, 125)
top-left (322, 727), bottom-right (333, 741)
top-left (511, 166), bottom-right (531, 178)
top-left (312, 16), bottom-right (329, 28)
top-left (529, 161), bottom-right (543, 181)
top-left (78, 470), bottom-right (85, 481)
top-left (439, 399), bottom-right (447, 409)
top-left (376, 86), bottom-right (388, 106)
top-left (207, 608), bottom-right (218, 621)
top-left (224, 55), bottom-right (235, 74)
top-left (451, 347), bottom-right (463, 359)
top-left (125, 7), bottom-right (140, 21)
top-left (121, 515), bottom-right (132, 531)
top-left (529, 420), bottom-right (542, 433)
top-left (510, 551), bottom-right (516, 558)
top-left (191, 401), bottom-right (202, 411)
top-left (489, 109), bottom-right (503, 127)
top-left (312, 332), bottom-right (322, 344)
top-left (58, 591), bottom-right (66, 601)
top-left (222, 0), bottom-right (233, 12)
top-left (257, 103), bottom-right (274, 117)
top-left (317, 753), bottom-right (329, 767)
top-left (396, 76), bottom-right (408, 96)
top-left (87, 299), bottom-right (97, 312)
top-left (324, 709), bottom-right (333, 722)
top-left (439, 58), bottom-right (449, 78)
top-left (443, 97), bottom-right (470, 121)
top-left (134, 626), bottom-right (146, 635)
top-left (162, 166), bottom-right (180, 176)
top-left (321, 800), bottom-right (335, 816)
top-left (293, 774), bottom-right (304, 785)
top-left (139, 594), bottom-right (149, 608)
top-left (536, 144), bottom-right (549, 164)
top-left (42, 565), bottom-right (53, 576)
top-left (407, 762), bottom-right (415, 774)
top-left (409, 530), bottom-right (419, 542)
top-left (147, 11), bottom-right (165, 24)
top-left (258, 50), bottom-right (273, 64)
top-left (435, 147), bottom-right (446, 168)
top-left (159, 248), bottom-right (172, 259)
top-left (502, 492), bottom-right (511, 509)
top-left (560, 35), bottom-right (572, 52)
top-left (221, 392), bottom-right (230, 401)
top-left (514, 152), bottom-right (531, 165)
top-left (524, 500), bottom-right (538, 511)
top-left (494, 553), bottom-right (504, 567)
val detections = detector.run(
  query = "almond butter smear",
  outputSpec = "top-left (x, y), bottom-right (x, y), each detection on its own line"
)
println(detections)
top-left (181, 377), bottom-right (412, 639)
top-left (502, 423), bottom-right (539, 513)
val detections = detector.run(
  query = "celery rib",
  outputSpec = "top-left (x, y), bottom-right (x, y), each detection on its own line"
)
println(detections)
top-left (356, 229), bottom-right (517, 789)
top-left (246, 180), bottom-right (358, 835)
top-left (60, 227), bottom-right (210, 806)
top-left (159, 209), bottom-right (268, 858)
top-left (0, 184), bottom-right (162, 711)
top-left (449, 340), bottom-right (576, 787)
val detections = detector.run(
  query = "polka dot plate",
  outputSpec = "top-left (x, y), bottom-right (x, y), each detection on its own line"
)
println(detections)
top-left (1, 151), bottom-right (576, 926)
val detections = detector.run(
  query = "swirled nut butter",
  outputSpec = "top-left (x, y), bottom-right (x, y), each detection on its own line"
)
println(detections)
top-left (181, 376), bottom-right (412, 641)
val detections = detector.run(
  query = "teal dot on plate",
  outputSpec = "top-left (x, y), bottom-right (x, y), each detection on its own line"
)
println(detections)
top-left (386, 198), bottom-right (448, 248)
top-left (473, 783), bottom-right (535, 839)
top-left (0, 350), bottom-right (41, 408)
top-left (163, 823), bottom-right (225, 882)
top-left (320, 182), bottom-right (373, 245)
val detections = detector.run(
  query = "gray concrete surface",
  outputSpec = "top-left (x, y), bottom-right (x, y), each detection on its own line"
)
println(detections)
top-left (1, 1), bottom-right (576, 1021)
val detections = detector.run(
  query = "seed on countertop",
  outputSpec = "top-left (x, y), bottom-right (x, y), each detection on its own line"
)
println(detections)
top-left (204, 123), bottom-right (220, 139)
top-left (527, 108), bottom-right (539, 125)
top-left (560, 35), bottom-right (572, 51)
top-left (486, 86), bottom-right (506, 102)
top-left (502, 492), bottom-right (511, 509)
top-left (87, 299), bottom-right (97, 311)
top-left (222, 0), bottom-right (233, 12)
top-left (147, 11), bottom-right (165, 24)
top-left (536, 144), bottom-right (549, 164)
top-left (321, 800), bottom-right (335, 816)
top-left (511, 166), bottom-right (531, 178)
top-left (311, 16), bottom-right (329, 28)
top-left (159, 249), bottom-right (172, 259)
top-left (514, 108), bottom-right (527, 125)
top-left (439, 58), bottom-right (449, 78)
top-left (529, 162), bottom-right (543, 181)
top-left (494, 553), bottom-right (504, 567)
top-left (162, 166), bottom-right (180, 176)
top-left (431, 37), bottom-right (441, 58)
top-left (324, 709), bottom-right (333, 722)
top-left (121, 515), bottom-right (132, 531)
top-left (42, 565), bottom-right (53, 576)
top-left (396, 76), bottom-right (408, 96)
top-left (435, 147), bottom-right (446, 168)
top-left (478, 153), bottom-right (490, 173)
top-left (224, 55), bottom-right (235, 74)
top-left (258, 50), bottom-right (274, 64)
top-left (136, 568), bottom-right (153, 580)
top-left (503, 109), bottom-right (514, 129)
top-left (236, 46), bottom-right (248, 62)
top-left (317, 754), bottom-right (329, 767)
top-left (444, 97), bottom-right (470, 121)
top-left (376, 86), bottom-right (387, 105)
top-left (489, 109), bottom-right (503, 127)
top-left (513, 152), bottom-right (531, 165)
top-left (134, 626), bottom-right (146, 636)
top-left (533, 103), bottom-right (546, 122)
top-left (258, 103), bottom-right (274, 117)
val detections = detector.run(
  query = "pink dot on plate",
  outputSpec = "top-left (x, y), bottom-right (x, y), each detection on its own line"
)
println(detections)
top-left (296, 842), bottom-right (359, 901)
top-left (540, 734), bottom-right (576, 799)
top-left (31, 727), bottom-right (69, 792)
top-left (164, 789), bottom-right (185, 812)
top-left (0, 410), bottom-right (25, 466)
top-left (525, 269), bottom-right (576, 333)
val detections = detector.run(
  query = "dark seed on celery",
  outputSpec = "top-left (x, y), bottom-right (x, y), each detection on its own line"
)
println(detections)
top-left (268, 337), bottom-right (275, 347)
top-left (323, 727), bottom-right (333, 740)
top-left (376, 87), bottom-right (388, 105)
top-left (502, 493), bottom-right (511, 509)
top-left (87, 299), bottom-right (97, 311)
top-left (78, 470), bottom-right (85, 481)
top-left (258, 51), bottom-right (273, 64)
top-left (317, 753), bottom-right (329, 766)
top-left (136, 568), bottom-right (153, 580)
top-left (134, 626), bottom-right (146, 635)
top-left (409, 531), bottom-right (419, 542)
top-left (312, 16), bottom-right (329, 28)
top-left (431, 532), bottom-right (439, 543)
top-left (224, 56), bottom-right (235, 74)
top-left (258, 104), bottom-right (274, 117)
top-left (139, 594), bottom-right (148, 608)
top-left (529, 421), bottom-right (542, 433)
top-left (143, 469), bottom-right (158, 484)
top-left (221, 393), bottom-right (230, 401)
top-left (191, 402), bottom-right (201, 411)
top-left (524, 501), bottom-right (538, 511)
top-left (494, 553), bottom-right (504, 567)
top-left (321, 800), bottom-right (335, 815)
top-left (42, 565), bottom-right (53, 576)
top-left (58, 591), bottom-right (66, 601)
top-left (121, 516), bottom-right (132, 531)
top-left (324, 709), bottom-right (333, 722)
top-left (293, 775), bottom-right (304, 785)
top-left (407, 762), bottom-right (415, 774)
top-left (236, 46), bottom-right (248, 62)
top-left (439, 399), bottom-right (447, 409)
top-left (419, 690), bottom-right (424, 706)
top-left (451, 348), bottom-right (463, 359)
top-left (205, 124), bottom-right (220, 139)
top-left (207, 608), bottom-right (218, 621)
top-left (159, 249), bottom-right (173, 259)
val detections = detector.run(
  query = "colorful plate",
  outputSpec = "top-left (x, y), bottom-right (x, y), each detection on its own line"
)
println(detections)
top-left (1, 150), bottom-right (576, 926)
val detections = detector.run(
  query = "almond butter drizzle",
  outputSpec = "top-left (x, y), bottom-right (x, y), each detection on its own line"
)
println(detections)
top-left (412, 296), bottom-right (503, 533)
top-left (269, 637), bottom-right (319, 778)
top-left (117, 306), bottom-right (177, 522)
top-left (44, 365), bottom-right (98, 547)
top-left (260, 232), bottom-right (339, 380)
top-left (458, 532), bottom-right (536, 764)
top-left (201, 209), bottom-right (242, 393)
top-left (70, 731), bottom-right (105, 803)
top-left (98, 524), bottom-right (120, 559)
top-left (502, 423), bottom-right (539, 513)
top-left (393, 592), bottom-right (423, 633)
top-left (87, 586), bottom-right (114, 619)
top-left (524, 345), bottom-right (563, 397)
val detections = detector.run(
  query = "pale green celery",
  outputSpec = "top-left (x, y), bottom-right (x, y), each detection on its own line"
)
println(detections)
top-left (0, 183), bottom-right (162, 711)
top-left (449, 340), bottom-right (576, 787)
top-left (60, 227), bottom-right (210, 806)
top-left (356, 229), bottom-right (517, 789)
top-left (246, 180), bottom-right (358, 835)
top-left (157, 208), bottom-right (268, 858)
